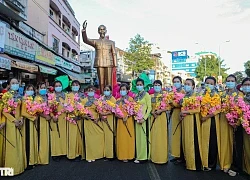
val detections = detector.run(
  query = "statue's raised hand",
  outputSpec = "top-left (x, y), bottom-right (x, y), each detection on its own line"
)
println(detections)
top-left (82, 20), bottom-right (87, 30)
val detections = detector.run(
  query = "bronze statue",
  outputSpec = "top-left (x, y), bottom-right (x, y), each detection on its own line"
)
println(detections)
top-left (82, 20), bottom-right (117, 94)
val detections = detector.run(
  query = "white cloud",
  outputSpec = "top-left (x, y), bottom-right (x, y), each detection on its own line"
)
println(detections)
top-left (69, 0), bottom-right (250, 73)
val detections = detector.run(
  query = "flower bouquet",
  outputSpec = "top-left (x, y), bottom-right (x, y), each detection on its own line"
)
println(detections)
top-left (155, 93), bottom-right (167, 111)
top-left (48, 93), bottom-right (64, 137)
top-left (238, 97), bottom-right (250, 134)
top-left (172, 87), bottom-right (185, 104)
top-left (24, 96), bottom-right (43, 116)
top-left (94, 98), bottom-right (112, 118)
top-left (241, 111), bottom-right (250, 135)
top-left (35, 96), bottom-right (50, 115)
top-left (106, 100), bottom-right (124, 118)
top-left (221, 93), bottom-right (243, 127)
top-left (47, 93), bottom-right (62, 118)
top-left (63, 94), bottom-right (79, 125)
top-left (2, 91), bottom-right (22, 136)
top-left (76, 102), bottom-right (93, 119)
top-left (181, 95), bottom-right (202, 111)
top-left (64, 93), bottom-right (92, 124)
top-left (200, 89), bottom-right (221, 117)
top-left (221, 94), bottom-right (230, 114)
top-left (123, 99), bottom-right (143, 123)
top-left (1, 92), bottom-right (20, 116)
top-left (94, 98), bottom-right (122, 134)
top-left (225, 96), bottom-right (242, 127)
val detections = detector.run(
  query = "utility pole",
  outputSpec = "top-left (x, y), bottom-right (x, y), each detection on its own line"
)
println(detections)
top-left (218, 40), bottom-right (230, 76)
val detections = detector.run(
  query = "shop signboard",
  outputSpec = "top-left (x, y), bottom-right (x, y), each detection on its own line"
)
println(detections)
top-left (70, 57), bottom-right (83, 67)
top-left (0, 22), bottom-right (6, 53)
top-left (72, 64), bottom-right (81, 73)
top-left (55, 56), bottom-right (63, 66)
top-left (11, 59), bottom-right (38, 72)
top-left (39, 65), bottom-right (57, 75)
top-left (0, 56), bottom-right (11, 70)
top-left (35, 46), bottom-right (55, 65)
top-left (4, 28), bottom-right (36, 60)
top-left (19, 22), bottom-right (44, 43)
top-left (62, 60), bottom-right (72, 70)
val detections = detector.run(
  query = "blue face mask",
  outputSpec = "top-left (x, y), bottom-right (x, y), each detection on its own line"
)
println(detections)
top-left (173, 82), bottom-right (181, 89)
top-left (136, 85), bottom-right (144, 92)
top-left (206, 84), bottom-right (214, 90)
top-left (104, 90), bottom-right (111, 96)
top-left (26, 90), bottom-right (34, 96)
top-left (242, 86), bottom-right (250, 93)
top-left (72, 86), bottom-right (80, 92)
top-left (55, 87), bottom-right (62, 92)
top-left (87, 92), bottom-right (95, 97)
top-left (39, 89), bottom-right (47, 95)
top-left (120, 90), bottom-right (127, 96)
top-left (11, 84), bottom-right (19, 91)
top-left (226, 82), bottom-right (235, 89)
top-left (184, 85), bottom-right (192, 92)
top-left (154, 86), bottom-right (162, 93)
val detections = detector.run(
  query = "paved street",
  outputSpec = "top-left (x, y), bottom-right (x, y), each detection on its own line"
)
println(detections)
top-left (2, 158), bottom-right (249, 180)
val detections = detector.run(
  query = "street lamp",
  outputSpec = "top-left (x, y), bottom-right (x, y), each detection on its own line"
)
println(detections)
top-left (195, 43), bottom-right (206, 80)
top-left (218, 40), bottom-right (230, 76)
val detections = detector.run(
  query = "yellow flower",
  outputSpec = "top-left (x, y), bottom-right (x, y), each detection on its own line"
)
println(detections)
top-left (201, 91), bottom-right (221, 117)
top-left (107, 100), bottom-right (116, 108)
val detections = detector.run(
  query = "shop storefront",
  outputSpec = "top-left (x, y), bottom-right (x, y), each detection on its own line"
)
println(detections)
top-left (0, 54), bottom-right (11, 83)
top-left (62, 68), bottom-right (85, 83)
top-left (1, 23), bottom-right (84, 87)
top-left (11, 58), bottom-right (38, 84)
top-left (38, 65), bottom-right (57, 84)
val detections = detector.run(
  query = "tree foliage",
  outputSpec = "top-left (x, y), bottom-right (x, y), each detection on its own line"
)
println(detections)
top-left (244, 60), bottom-right (250, 77)
top-left (195, 56), bottom-right (229, 82)
top-left (233, 71), bottom-right (244, 84)
top-left (124, 34), bottom-right (155, 75)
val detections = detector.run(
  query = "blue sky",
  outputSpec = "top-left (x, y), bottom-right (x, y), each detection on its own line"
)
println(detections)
top-left (69, 0), bottom-right (250, 74)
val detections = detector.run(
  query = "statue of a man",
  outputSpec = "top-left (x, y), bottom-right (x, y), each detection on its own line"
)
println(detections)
top-left (82, 20), bottom-right (117, 94)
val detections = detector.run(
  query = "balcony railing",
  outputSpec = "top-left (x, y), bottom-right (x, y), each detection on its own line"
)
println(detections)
top-left (5, 0), bottom-right (25, 12)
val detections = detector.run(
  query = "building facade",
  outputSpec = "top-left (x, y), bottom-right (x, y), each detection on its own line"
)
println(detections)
top-left (149, 53), bottom-right (171, 86)
top-left (116, 48), bottom-right (132, 82)
top-left (0, 0), bottom-right (85, 86)
top-left (79, 50), bottom-right (96, 84)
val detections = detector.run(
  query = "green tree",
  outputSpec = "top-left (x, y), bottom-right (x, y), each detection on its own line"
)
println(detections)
top-left (233, 71), bottom-right (244, 84)
top-left (244, 60), bottom-right (250, 77)
top-left (195, 56), bottom-right (229, 81)
top-left (124, 34), bottom-right (155, 77)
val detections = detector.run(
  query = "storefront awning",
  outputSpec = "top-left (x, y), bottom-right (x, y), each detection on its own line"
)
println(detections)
top-left (11, 59), bottom-right (38, 72)
top-left (62, 68), bottom-right (85, 83)
top-left (39, 65), bottom-right (57, 75)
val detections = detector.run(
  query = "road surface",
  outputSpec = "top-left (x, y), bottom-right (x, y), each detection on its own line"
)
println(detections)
top-left (2, 158), bottom-right (249, 180)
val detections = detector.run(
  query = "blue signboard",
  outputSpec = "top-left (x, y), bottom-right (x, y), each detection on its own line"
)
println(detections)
top-left (172, 50), bottom-right (188, 60)
top-left (172, 59), bottom-right (186, 63)
top-left (172, 62), bottom-right (197, 69)
top-left (149, 70), bottom-right (155, 83)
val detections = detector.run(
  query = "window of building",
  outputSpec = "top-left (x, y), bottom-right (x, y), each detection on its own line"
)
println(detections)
top-left (52, 36), bottom-right (59, 53)
top-left (67, 51), bottom-right (70, 57)
top-left (49, 9), bottom-right (54, 18)
top-left (62, 48), bottom-right (65, 57)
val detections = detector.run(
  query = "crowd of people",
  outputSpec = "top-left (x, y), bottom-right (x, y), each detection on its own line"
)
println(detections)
top-left (0, 75), bottom-right (249, 177)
